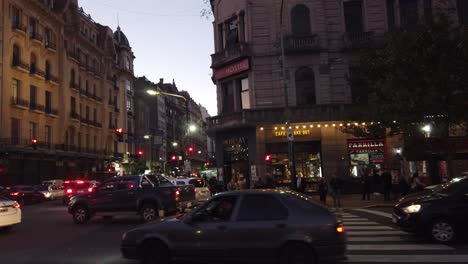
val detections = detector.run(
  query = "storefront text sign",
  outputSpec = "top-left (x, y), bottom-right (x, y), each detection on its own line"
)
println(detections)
top-left (348, 139), bottom-right (386, 164)
top-left (214, 58), bottom-right (250, 80)
top-left (275, 129), bottom-right (311, 137)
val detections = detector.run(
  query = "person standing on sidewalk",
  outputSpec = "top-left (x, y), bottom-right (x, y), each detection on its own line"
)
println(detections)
top-left (361, 166), bottom-right (371, 200)
top-left (381, 169), bottom-right (392, 201)
top-left (318, 177), bottom-right (328, 204)
top-left (329, 172), bottom-right (342, 208)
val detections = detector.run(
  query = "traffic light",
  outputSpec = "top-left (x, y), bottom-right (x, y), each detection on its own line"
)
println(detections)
top-left (187, 146), bottom-right (194, 154)
top-left (171, 155), bottom-right (177, 161)
top-left (115, 128), bottom-right (124, 142)
top-left (137, 150), bottom-right (144, 158)
top-left (265, 154), bottom-right (272, 163)
top-left (31, 138), bottom-right (38, 150)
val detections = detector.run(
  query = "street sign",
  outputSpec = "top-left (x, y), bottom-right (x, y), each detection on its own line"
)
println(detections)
top-left (184, 160), bottom-right (192, 172)
top-left (286, 128), bottom-right (294, 141)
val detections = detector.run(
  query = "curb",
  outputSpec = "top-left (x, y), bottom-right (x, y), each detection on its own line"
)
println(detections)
top-left (362, 203), bottom-right (394, 209)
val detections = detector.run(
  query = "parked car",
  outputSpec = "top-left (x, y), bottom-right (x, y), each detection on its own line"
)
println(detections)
top-left (0, 197), bottom-right (21, 232)
top-left (171, 177), bottom-right (211, 202)
top-left (68, 175), bottom-right (196, 224)
top-left (120, 189), bottom-right (346, 264)
top-left (42, 179), bottom-right (64, 187)
top-left (393, 176), bottom-right (468, 243)
top-left (62, 180), bottom-right (94, 205)
top-left (0, 186), bottom-right (44, 206)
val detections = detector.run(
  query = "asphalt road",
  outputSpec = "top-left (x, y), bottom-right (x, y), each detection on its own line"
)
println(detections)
top-left (0, 200), bottom-right (139, 264)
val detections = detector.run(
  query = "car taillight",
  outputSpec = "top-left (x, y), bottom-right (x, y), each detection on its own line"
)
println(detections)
top-left (336, 225), bottom-right (345, 233)
top-left (76, 181), bottom-right (85, 184)
top-left (10, 192), bottom-right (20, 196)
top-left (12, 202), bottom-right (20, 209)
top-left (64, 180), bottom-right (71, 184)
top-left (175, 190), bottom-right (180, 201)
top-left (66, 189), bottom-right (73, 194)
top-left (87, 187), bottom-right (93, 193)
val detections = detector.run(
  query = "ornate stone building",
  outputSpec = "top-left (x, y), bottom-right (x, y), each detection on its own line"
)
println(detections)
top-left (0, 0), bottom-right (135, 185)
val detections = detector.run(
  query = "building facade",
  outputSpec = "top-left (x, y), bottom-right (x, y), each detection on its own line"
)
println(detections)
top-left (208, 0), bottom-right (468, 188)
top-left (0, 0), bottom-right (135, 185)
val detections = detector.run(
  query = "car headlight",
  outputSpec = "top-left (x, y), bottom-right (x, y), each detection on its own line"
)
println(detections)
top-left (403, 204), bottom-right (425, 214)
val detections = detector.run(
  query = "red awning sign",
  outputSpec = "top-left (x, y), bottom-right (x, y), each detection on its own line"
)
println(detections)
top-left (214, 58), bottom-right (250, 80)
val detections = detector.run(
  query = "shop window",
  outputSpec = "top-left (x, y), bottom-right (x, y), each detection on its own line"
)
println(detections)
top-left (11, 118), bottom-right (20, 145)
top-left (12, 44), bottom-right (20, 66)
top-left (424, 0), bottom-right (433, 24)
top-left (291, 4), bottom-right (311, 35)
top-left (221, 81), bottom-right (235, 114)
top-left (400, 0), bottom-right (418, 28)
top-left (344, 0), bottom-right (364, 32)
top-left (236, 194), bottom-right (288, 221)
top-left (295, 67), bottom-right (316, 106)
top-left (386, 0), bottom-right (396, 30)
top-left (458, 0), bottom-right (468, 25)
top-left (240, 78), bottom-right (250, 109)
top-left (225, 18), bottom-right (239, 48)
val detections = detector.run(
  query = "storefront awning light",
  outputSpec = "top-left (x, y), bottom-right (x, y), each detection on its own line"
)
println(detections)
top-left (295, 126), bottom-right (299, 129)
top-left (281, 127), bottom-right (285, 130)
top-left (332, 124), bottom-right (336, 127)
top-left (340, 123), bottom-right (344, 127)
top-left (302, 125), bottom-right (306, 129)
top-left (310, 125), bottom-right (314, 128)
top-left (325, 124), bottom-right (329, 127)
top-left (260, 127), bottom-right (264, 131)
top-left (362, 122), bottom-right (366, 125)
top-left (347, 123), bottom-right (351, 126)
top-left (274, 127), bottom-right (278, 130)
top-left (317, 124), bottom-right (321, 128)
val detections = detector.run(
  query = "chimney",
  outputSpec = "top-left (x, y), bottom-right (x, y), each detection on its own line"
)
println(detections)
top-left (159, 78), bottom-right (164, 84)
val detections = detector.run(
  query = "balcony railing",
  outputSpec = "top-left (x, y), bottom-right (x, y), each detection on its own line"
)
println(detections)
top-left (12, 59), bottom-right (30, 72)
top-left (70, 111), bottom-right (80, 120)
top-left (30, 102), bottom-right (45, 112)
top-left (211, 42), bottom-right (250, 68)
top-left (46, 73), bottom-right (59, 83)
top-left (343, 31), bottom-right (375, 50)
top-left (30, 66), bottom-right (46, 79)
top-left (284, 34), bottom-right (321, 53)
top-left (11, 97), bottom-right (29, 108)
top-left (81, 118), bottom-right (91, 125)
top-left (30, 32), bottom-right (43, 42)
top-left (67, 51), bottom-right (79, 62)
top-left (12, 23), bottom-right (27, 33)
top-left (45, 41), bottom-right (57, 50)
top-left (45, 107), bottom-right (59, 116)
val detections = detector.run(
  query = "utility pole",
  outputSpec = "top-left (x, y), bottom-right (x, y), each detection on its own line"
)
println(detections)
top-left (280, 0), bottom-right (296, 190)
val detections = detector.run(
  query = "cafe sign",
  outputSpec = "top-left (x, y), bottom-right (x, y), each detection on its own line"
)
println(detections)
top-left (348, 139), bottom-right (386, 164)
top-left (274, 129), bottom-right (311, 137)
top-left (214, 58), bottom-right (250, 80)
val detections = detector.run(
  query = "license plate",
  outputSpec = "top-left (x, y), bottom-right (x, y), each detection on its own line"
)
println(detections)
top-left (0, 208), bottom-right (8, 213)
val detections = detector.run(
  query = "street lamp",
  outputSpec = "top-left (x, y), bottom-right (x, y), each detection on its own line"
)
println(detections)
top-left (188, 124), bottom-right (197, 133)
top-left (172, 142), bottom-right (178, 147)
top-left (422, 124), bottom-right (431, 138)
top-left (143, 135), bottom-right (151, 139)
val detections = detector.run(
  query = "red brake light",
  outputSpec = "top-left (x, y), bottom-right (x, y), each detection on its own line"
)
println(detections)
top-left (129, 184), bottom-right (134, 189)
top-left (175, 190), bottom-right (180, 196)
top-left (13, 202), bottom-right (20, 209)
top-left (10, 192), bottom-right (20, 196)
top-left (66, 189), bottom-right (73, 194)
top-left (336, 226), bottom-right (345, 233)
top-left (5, 187), bottom-right (11, 190)
top-left (87, 187), bottom-right (93, 193)
top-left (76, 181), bottom-right (85, 184)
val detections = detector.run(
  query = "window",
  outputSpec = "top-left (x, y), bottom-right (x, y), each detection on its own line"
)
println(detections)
top-left (86, 134), bottom-right (90, 150)
top-left (237, 194), bottom-right (288, 221)
top-left (85, 80), bottom-right (89, 94)
top-left (45, 60), bottom-right (51, 80)
top-left (125, 80), bottom-right (132, 92)
top-left (71, 97), bottom-right (76, 113)
top-left (221, 82), bottom-right (235, 114)
top-left (30, 53), bottom-right (37, 74)
top-left (386, 0), bottom-right (396, 30)
top-left (12, 79), bottom-right (19, 101)
top-left (79, 103), bottom-right (82, 117)
top-left (93, 84), bottom-right (96, 96)
top-left (70, 69), bottom-right (75, 86)
top-left (125, 56), bottom-right (131, 70)
top-left (424, 0), bottom-right (433, 24)
top-left (11, 118), bottom-right (20, 145)
top-left (109, 112), bottom-right (113, 127)
top-left (113, 75), bottom-right (118, 88)
top-left (11, 6), bottom-right (21, 28)
top-left (12, 44), bottom-right (20, 66)
top-left (86, 106), bottom-right (90, 120)
top-left (29, 17), bottom-right (37, 38)
top-left (295, 67), bottom-right (316, 106)
top-left (93, 135), bottom-right (97, 150)
top-left (45, 91), bottom-right (52, 113)
top-left (93, 109), bottom-right (97, 122)
top-left (44, 28), bottom-right (51, 46)
top-left (344, 0), bottom-right (364, 32)
top-left (291, 5), bottom-right (311, 35)
top-left (29, 122), bottom-right (38, 140)
top-left (78, 132), bottom-right (81, 149)
top-left (45, 125), bottom-right (51, 146)
top-left (126, 99), bottom-right (132, 111)
top-left (197, 196), bottom-right (238, 222)
top-left (30, 85), bottom-right (37, 107)
top-left (349, 66), bottom-right (368, 104)
top-left (240, 78), bottom-right (250, 109)
top-left (114, 95), bottom-right (118, 108)
top-left (225, 18), bottom-right (239, 48)
top-left (108, 89), bottom-right (112, 104)
top-left (400, 0), bottom-right (418, 28)
top-left (217, 23), bottom-right (224, 50)
top-left (458, 0), bottom-right (468, 25)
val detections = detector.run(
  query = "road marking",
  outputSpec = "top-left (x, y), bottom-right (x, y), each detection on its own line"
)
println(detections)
top-left (353, 208), bottom-right (393, 219)
top-left (346, 255), bottom-right (468, 263)
top-left (345, 226), bottom-right (394, 230)
top-left (341, 215), bottom-right (361, 218)
top-left (341, 218), bottom-right (371, 221)
top-left (347, 244), bottom-right (453, 251)
top-left (343, 222), bottom-right (380, 225)
top-left (347, 236), bottom-right (419, 242)
top-left (347, 230), bottom-right (410, 236)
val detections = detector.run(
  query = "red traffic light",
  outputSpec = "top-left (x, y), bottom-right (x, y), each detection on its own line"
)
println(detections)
top-left (188, 147), bottom-right (194, 153)
top-left (115, 128), bottom-right (123, 134)
top-left (171, 155), bottom-right (177, 161)
top-left (31, 138), bottom-right (38, 144)
top-left (265, 154), bottom-right (272, 161)
top-left (137, 150), bottom-right (144, 156)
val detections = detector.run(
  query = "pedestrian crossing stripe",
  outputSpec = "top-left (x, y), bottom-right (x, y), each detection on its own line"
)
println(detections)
top-left (345, 226), bottom-right (395, 230)
top-left (347, 230), bottom-right (410, 236)
top-left (347, 244), bottom-right (453, 251)
top-left (346, 255), bottom-right (468, 263)
top-left (343, 222), bottom-right (381, 225)
top-left (341, 218), bottom-right (372, 221)
top-left (348, 236), bottom-right (420, 242)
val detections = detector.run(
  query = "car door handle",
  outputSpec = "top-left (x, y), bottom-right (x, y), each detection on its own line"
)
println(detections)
top-left (276, 223), bottom-right (286, 229)
top-left (217, 225), bottom-right (227, 231)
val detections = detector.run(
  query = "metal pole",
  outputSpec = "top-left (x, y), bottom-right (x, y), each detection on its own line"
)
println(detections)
top-left (280, 0), bottom-right (296, 189)
top-left (185, 99), bottom-right (191, 177)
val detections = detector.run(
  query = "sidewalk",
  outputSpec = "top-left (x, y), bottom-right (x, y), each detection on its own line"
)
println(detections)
top-left (310, 193), bottom-right (397, 209)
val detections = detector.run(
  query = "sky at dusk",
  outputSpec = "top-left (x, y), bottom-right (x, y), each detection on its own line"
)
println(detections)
top-left (79, 0), bottom-right (217, 115)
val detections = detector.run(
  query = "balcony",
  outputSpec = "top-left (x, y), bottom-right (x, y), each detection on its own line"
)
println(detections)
top-left (207, 104), bottom-right (360, 133)
top-left (30, 102), bottom-right (45, 112)
top-left (30, 66), bottom-right (46, 80)
top-left (211, 42), bottom-right (250, 69)
top-left (70, 82), bottom-right (79, 92)
top-left (45, 107), bottom-right (59, 116)
top-left (45, 41), bottom-right (57, 51)
top-left (11, 23), bottom-right (27, 34)
top-left (81, 118), bottom-right (91, 125)
top-left (46, 73), bottom-right (59, 84)
top-left (30, 32), bottom-right (43, 43)
top-left (70, 111), bottom-right (80, 120)
top-left (283, 34), bottom-right (321, 53)
top-left (67, 51), bottom-right (79, 62)
top-left (343, 31), bottom-right (375, 50)
top-left (11, 97), bottom-right (29, 109)
top-left (12, 59), bottom-right (30, 73)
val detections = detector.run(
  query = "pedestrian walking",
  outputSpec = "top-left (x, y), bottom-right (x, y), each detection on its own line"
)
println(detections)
top-left (208, 176), bottom-right (218, 196)
top-left (361, 166), bottom-right (371, 200)
top-left (296, 173), bottom-right (306, 193)
top-left (410, 172), bottom-right (426, 193)
top-left (381, 169), bottom-right (392, 201)
top-left (318, 177), bottom-right (328, 204)
top-left (329, 172), bottom-right (343, 208)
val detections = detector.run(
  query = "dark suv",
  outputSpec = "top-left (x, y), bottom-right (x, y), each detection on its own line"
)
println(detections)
top-left (393, 176), bottom-right (468, 243)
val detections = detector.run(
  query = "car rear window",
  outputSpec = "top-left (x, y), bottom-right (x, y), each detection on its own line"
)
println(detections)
top-left (236, 194), bottom-right (288, 221)
top-left (189, 179), bottom-right (205, 187)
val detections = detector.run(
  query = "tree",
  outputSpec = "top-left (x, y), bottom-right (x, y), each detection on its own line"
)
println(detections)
top-left (201, 0), bottom-right (213, 19)
top-left (345, 7), bottom-right (468, 141)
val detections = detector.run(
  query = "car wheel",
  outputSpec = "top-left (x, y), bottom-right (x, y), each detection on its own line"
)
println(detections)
top-left (140, 240), bottom-right (169, 264)
top-left (280, 242), bottom-right (316, 264)
top-left (140, 204), bottom-right (158, 222)
top-left (431, 219), bottom-right (456, 243)
top-left (72, 205), bottom-right (90, 224)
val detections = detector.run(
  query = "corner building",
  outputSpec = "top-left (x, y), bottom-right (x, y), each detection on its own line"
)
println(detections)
top-left (0, 0), bottom-right (135, 185)
top-left (208, 0), bottom-right (467, 187)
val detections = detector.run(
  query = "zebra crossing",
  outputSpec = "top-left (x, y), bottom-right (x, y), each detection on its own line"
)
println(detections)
top-left (337, 211), bottom-right (468, 263)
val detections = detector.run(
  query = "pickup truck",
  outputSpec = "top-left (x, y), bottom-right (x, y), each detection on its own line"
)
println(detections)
top-left (68, 175), bottom-right (196, 224)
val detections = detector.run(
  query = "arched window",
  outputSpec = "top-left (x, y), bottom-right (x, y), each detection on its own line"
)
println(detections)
top-left (30, 53), bottom-right (37, 74)
top-left (45, 60), bottom-right (51, 80)
top-left (70, 69), bottom-right (76, 86)
top-left (291, 5), bottom-right (311, 35)
top-left (85, 80), bottom-right (89, 94)
top-left (295, 67), bottom-right (316, 106)
top-left (113, 75), bottom-right (118, 88)
top-left (12, 44), bottom-right (20, 66)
